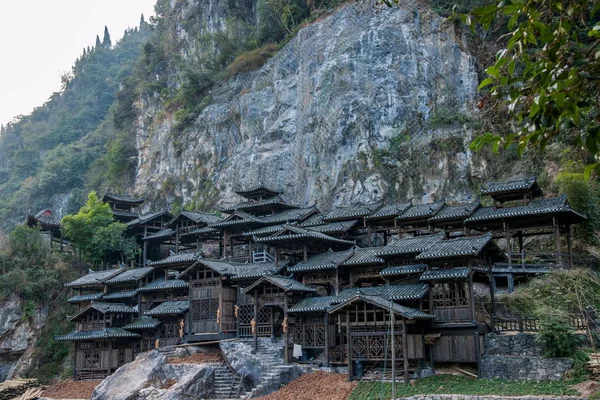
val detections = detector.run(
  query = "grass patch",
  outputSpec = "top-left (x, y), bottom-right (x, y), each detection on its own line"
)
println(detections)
top-left (348, 374), bottom-right (579, 400)
top-left (226, 43), bottom-right (279, 77)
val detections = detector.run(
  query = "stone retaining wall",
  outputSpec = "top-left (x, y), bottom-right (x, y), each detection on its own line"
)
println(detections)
top-left (398, 395), bottom-right (584, 400)
top-left (481, 333), bottom-right (573, 381)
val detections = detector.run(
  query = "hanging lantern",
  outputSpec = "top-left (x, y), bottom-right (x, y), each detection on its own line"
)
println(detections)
top-left (282, 317), bottom-right (288, 334)
top-left (251, 318), bottom-right (256, 334)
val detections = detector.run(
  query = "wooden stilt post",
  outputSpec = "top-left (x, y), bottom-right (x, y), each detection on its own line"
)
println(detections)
top-left (402, 318), bottom-right (409, 384)
top-left (567, 225), bottom-right (573, 268)
top-left (469, 274), bottom-right (476, 322)
top-left (284, 294), bottom-right (289, 364)
top-left (346, 309), bottom-right (352, 381)
top-left (391, 308), bottom-right (396, 398)
top-left (554, 216), bottom-right (562, 264)
top-left (475, 332), bottom-right (482, 378)
top-left (324, 312), bottom-right (330, 367)
top-left (253, 290), bottom-right (258, 352)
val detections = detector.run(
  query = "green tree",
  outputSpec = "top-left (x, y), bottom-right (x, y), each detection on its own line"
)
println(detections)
top-left (95, 34), bottom-right (101, 47)
top-left (464, 0), bottom-right (600, 174)
top-left (103, 26), bottom-right (112, 47)
top-left (61, 191), bottom-right (138, 264)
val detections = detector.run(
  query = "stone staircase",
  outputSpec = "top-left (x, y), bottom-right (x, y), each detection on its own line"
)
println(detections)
top-left (245, 338), bottom-right (295, 398)
top-left (212, 365), bottom-right (250, 399)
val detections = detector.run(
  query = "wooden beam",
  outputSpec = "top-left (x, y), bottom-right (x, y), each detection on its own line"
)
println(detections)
top-left (391, 309), bottom-right (396, 398)
top-left (346, 309), bottom-right (352, 381)
top-left (402, 318), bottom-right (409, 384)
top-left (284, 294), bottom-right (289, 364)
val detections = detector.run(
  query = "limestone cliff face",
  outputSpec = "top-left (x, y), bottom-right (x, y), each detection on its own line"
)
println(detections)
top-left (0, 295), bottom-right (47, 381)
top-left (134, 1), bottom-right (487, 211)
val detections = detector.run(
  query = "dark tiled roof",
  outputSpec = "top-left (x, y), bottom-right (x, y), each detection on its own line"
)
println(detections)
top-left (235, 184), bottom-right (283, 198)
top-left (105, 267), bottom-right (154, 284)
top-left (220, 197), bottom-right (296, 214)
top-left (187, 258), bottom-right (284, 280)
top-left (323, 204), bottom-right (381, 221)
top-left (288, 296), bottom-right (335, 313)
top-left (342, 247), bottom-right (385, 266)
top-left (420, 267), bottom-right (472, 281)
top-left (243, 275), bottom-right (317, 294)
top-left (333, 283), bottom-right (429, 303)
top-left (112, 210), bottom-right (140, 219)
top-left (429, 201), bottom-right (480, 222)
top-left (185, 227), bottom-right (219, 236)
top-left (365, 203), bottom-right (412, 220)
top-left (102, 193), bottom-right (144, 204)
top-left (481, 176), bottom-right (537, 195)
top-left (464, 195), bottom-right (585, 223)
top-left (33, 209), bottom-right (61, 226)
top-left (145, 300), bottom-right (190, 316)
top-left (127, 210), bottom-right (173, 227)
top-left (328, 294), bottom-right (435, 320)
top-left (65, 269), bottom-right (124, 288)
top-left (179, 211), bottom-right (223, 224)
top-left (308, 220), bottom-right (359, 234)
top-left (143, 229), bottom-right (175, 241)
top-left (416, 233), bottom-right (493, 260)
top-left (209, 211), bottom-right (264, 228)
top-left (69, 302), bottom-right (137, 322)
top-left (103, 290), bottom-right (139, 300)
top-left (380, 264), bottom-right (427, 277)
top-left (242, 224), bottom-right (286, 237)
top-left (56, 328), bottom-right (139, 341)
top-left (253, 225), bottom-right (355, 245)
top-left (123, 316), bottom-right (162, 330)
top-left (288, 249), bottom-right (354, 273)
top-left (299, 214), bottom-right (326, 227)
top-left (138, 278), bottom-right (189, 292)
top-left (259, 208), bottom-right (316, 224)
top-left (67, 293), bottom-right (104, 303)
top-left (147, 252), bottom-right (200, 266)
top-left (376, 233), bottom-right (445, 257)
top-left (396, 201), bottom-right (445, 222)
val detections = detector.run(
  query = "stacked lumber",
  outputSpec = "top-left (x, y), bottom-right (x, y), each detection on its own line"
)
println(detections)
top-left (587, 353), bottom-right (600, 379)
top-left (0, 378), bottom-right (39, 400)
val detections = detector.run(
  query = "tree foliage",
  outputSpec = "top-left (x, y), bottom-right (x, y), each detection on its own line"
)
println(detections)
top-left (61, 191), bottom-right (138, 264)
top-left (464, 0), bottom-right (600, 174)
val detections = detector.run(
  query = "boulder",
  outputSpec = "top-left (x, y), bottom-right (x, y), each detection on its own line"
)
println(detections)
top-left (220, 341), bottom-right (262, 385)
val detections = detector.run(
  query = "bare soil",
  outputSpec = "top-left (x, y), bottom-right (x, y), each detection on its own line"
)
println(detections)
top-left (167, 350), bottom-right (224, 364)
top-left (40, 379), bottom-right (101, 399)
top-left (254, 371), bottom-right (357, 400)
top-left (572, 380), bottom-right (600, 397)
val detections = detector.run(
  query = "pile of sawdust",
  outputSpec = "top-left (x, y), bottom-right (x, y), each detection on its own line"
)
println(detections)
top-left (572, 380), bottom-right (600, 397)
top-left (41, 379), bottom-right (101, 399)
top-left (168, 350), bottom-right (224, 364)
top-left (254, 371), bottom-right (356, 400)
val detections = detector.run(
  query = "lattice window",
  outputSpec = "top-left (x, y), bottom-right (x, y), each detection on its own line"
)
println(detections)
top-left (79, 342), bottom-right (93, 350)
top-left (352, 334), bottom-right (403, 360)
top-left (432, 282), bottom-right (469, 308)
top-left (238, 304), bottom-right (254, 324)
top-left (82, 351), bottom-right (100, 369)
top-left (257, 307), bottom-right (271, 324)
top-left (160, 318), bottom-right (180, 338)
top-left (191, 298), bottom-right (219, 321)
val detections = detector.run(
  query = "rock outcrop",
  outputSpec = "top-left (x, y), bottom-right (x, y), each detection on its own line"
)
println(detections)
top-left (91, 350), bottom-right (216, 400)
top-left (135, 0), bottom-right (488, 211)
top-left (0, 295), bottom-right (47, 382)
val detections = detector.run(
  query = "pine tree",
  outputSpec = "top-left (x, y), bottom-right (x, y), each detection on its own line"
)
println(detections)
top-left (95, 34), bottom-right (101, 47)
top-left (102, 26), bottom-right (111, 47)
top-left (0, 124), bottom-right (5, 137)
top-left (140, 13), bottom-right (146, 26)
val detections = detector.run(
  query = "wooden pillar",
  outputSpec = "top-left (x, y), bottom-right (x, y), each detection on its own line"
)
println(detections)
top-left (253, 290), bottom-right (258, 352)
top-left (143, 226), bottom-right (148, 267)
top-left (469, 274), bottom-right (476, 322)
top-left (270, 306), bottom-right (275, 339)
top-left (324, 312), bottom-right (330, 367)
top-left (553, 216), bottom-right (562, 263)
top-left (567, 225), bottom-right (573, 267)
top-left (72, 343), bottom-right (77, 378)
top-left (507, 274), bottom-right (515, 293)
top-left (303, 244), bottom-right (308, 263)
top-left (249, 240), bottom-right (254, 262)
top-left (275, 247), bottom-right (279, 268)
top-left (335, 269), bottom-right (340, 295)
top-left (367, 228), bottom-right (372, 247)
top-left (402, 318), bottom-right (409, 384)
top-left (490, 275), bottom-right (497, 332)
top-left (284, 294), bottom-right (289, 364)
top-left (346, 309), bottom-right (352, 380)
top-left (475, 332), bottom-right (482, 378)
top-left (391, 310), bottom-right (396, 398)
top-left (504, 222), bottom-right (512, 265)
top-left (107, 340), bottom-right (112, 376)
top-left (175, 227), bottom-right (180, 253)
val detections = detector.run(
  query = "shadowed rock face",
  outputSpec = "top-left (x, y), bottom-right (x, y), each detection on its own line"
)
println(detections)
top-left (135, 1), bottom-right (480, 211)
top-left (91, 350), bottom-right (215, 400)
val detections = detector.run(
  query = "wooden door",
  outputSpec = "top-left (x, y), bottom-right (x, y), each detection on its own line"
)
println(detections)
top-left (190, 284), bottom-right (219, 333)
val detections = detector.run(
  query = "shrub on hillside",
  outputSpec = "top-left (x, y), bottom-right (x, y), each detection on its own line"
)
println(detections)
top-left (226, 44), bottom-right (279, 77)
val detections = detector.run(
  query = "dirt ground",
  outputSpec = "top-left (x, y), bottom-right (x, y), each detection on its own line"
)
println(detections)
top-left (254, 371), bottom-right (357, 400)
top-left (40, 379), bottom-right (101, 399)
top-left (167, 349), bottom-right (224, 364)
top-left (572, 380), bottom-right (600, 397)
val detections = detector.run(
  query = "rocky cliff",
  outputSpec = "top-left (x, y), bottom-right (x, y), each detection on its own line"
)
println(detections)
top-left (135, 0), bottom-right (496, 211)
top-left (0, 295), bottom-right (47, 381)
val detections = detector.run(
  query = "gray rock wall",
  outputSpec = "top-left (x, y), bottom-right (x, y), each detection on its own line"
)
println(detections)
top-left (135, 0), bottom-right (491, 211)
top-left (481, 333), bottom-right (573, 381)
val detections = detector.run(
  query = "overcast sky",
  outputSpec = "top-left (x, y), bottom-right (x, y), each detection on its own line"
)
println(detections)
top-left (0, 0), bottom-right (157, 127)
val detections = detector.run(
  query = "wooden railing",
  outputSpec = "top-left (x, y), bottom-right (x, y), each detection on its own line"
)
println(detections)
top-left (493, 314), bottom-right (590, 333)
top-left (507, 252), bottom-right (598, 269)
